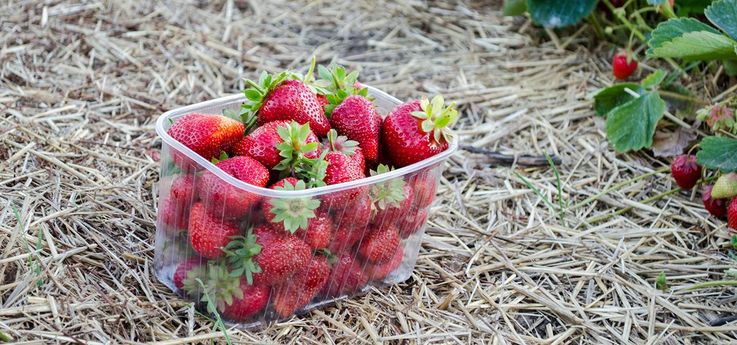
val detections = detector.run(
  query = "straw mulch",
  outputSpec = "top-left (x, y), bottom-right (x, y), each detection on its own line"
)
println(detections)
top-left (2, 0), bottom-right (736, 344)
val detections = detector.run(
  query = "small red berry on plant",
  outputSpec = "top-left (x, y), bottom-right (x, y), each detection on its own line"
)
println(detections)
top-left (612, 52), bottom-right (638, 80)
top-left (702, 185), bottom-right (728, 219)
top-left (670, 154), bottom-right (702, 190)
top-left (728, 198), bottom-right (737, 231)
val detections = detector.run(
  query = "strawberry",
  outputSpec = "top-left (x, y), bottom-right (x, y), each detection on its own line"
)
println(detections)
top-left (364, 247), bottom-right (404, 281)
top-left (187, 264), bottom-right (269, 322)
top-left (397, 207), bottom-right (428, 238)
top-left (263, 178), bottom-right (322, 233)
top-left (170, 174), bottom-right (198, 207)
top-left (294, 212), bottom-right (333, 250)
top-left (220, 281), bottom-right (270, 322)
top-left (321, 252), bottom-right (369, 297)
top-left (188, 203), bottom-right (241, 259)
top-left (167, 113), bottom-right (245, 164)
top-left (160, 197), bottom-right (190, 230)
top-left (370, 165), bottom-right (414, 226)
top-left (382, 95), bottom-right (458, 167)
top-left (702, 185), bottom-right (728, 219)
top-left (358, 224), bottom-right (401, 264)
top-left (329, 95), bottom-right (382, 165)
top-left (231, 120), bottom-right (321, 170)
top-left (198, 156), bottom-right (269, 219)
top-left (671, 154), bottom-right (701, 190)
top-left (241, 71), bottom-right (330, 137)
top-left (612, 52), bottom-right (638, 80)
top-left (712, 173), bottom-right (737, 199)
top-left (225, 225), bottom-right (311, 286)
top-left (272, 256), bottom-right (330, 317)
top-left (173, 258), bottom-right (205, 290)
top-left (327, 225), bottom-right (363, 254)
top-left (317, 94), bottom-right (329, 109)
top-left (729, 198), bottom-right (737, 231)
top-left (320, 130), bottom-right (367, 206)
top-left (410, 169), bottom-right (437, 209)
top-left (329, 192), bottom-right (373, 231)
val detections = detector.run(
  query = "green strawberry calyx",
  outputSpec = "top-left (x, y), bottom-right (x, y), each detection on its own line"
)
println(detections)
top-left (369, 164), bottom-right (407, 211)
top-left (411, 95), bottom-right (459, 144)
top-left (325, 129), bottom-right (359, 156)
top-left (187, 263), bottom-right (244, 310)
top-left (274, 121), bottom-right (320, 171)
top-left (223, 231), bottom-right (262, 285)
top-left (316, 64), bottom-right (369, 116)
top-left (269, 179), bottom-right (321, 233)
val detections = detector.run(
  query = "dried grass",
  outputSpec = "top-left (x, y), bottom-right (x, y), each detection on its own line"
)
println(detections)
top-left (1, 0), bottom-right (736, 344)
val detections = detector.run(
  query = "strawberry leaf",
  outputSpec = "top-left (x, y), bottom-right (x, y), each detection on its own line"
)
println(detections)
top-left (503, 0), bottom-right (526, 16)
top-left (649, 31), bottom-right (737, 61)
top-left (696, 136), bottom-right (737, 171)
top-left (705, 0), bottom-right (737, 41)
top-left (526, 0), bottom-right (597, 28)
top-left (593, 83), bottom-right (644, 116)
top-left (605, 91), bottom-right (666, 153)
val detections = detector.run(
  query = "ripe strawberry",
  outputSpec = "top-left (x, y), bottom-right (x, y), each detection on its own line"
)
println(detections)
top-left (170, 174), bottom-right (197, 207)
top-left (358, 224), bottom-right (401, 264)
top-left (330, 95), bottom-right (382, 164)
top-left (364, 247), bottom-right (404, 281)
top-left (729, 198), bottom-right (737, 231)
top-left (231, 120), bottom-right (320, 169)
top-left (324, 130), bottom-right (366, 185)
top-left (321, 252), bottom-right (369, 297)
top-left (294, 212), bottom-right (333, 250)
top-left (411, 169), bottom-right (437, 209)
top-left (327, 225), bottom-right (363, 254)
top-left (198, 156), bottom-right (269, 219)
top-left (225, 225), bottom-right (311, 286)
top-left (173, 258), bottom-right (205, 290)
top-left (188, 203), bottom-right (241, 259)
top-left (160, 197), bottom-right (189, 230)
top-left (397, 207), bottom-right (428, 238)
top-left (382, 95), bottom-right (458, 167)
top-left (167, 113), bottom-right (244, 164)
top-left (329, 192), bottom-right (373, 231)
top-left (370, 165), bottom-right (414, 226)
top-left (702, 185), bottom-right (728, 219)
top-left (263, 178), bottom-right (322, 233)
top-left (272, 256), bottom-right (330, 317)
top-left (220, 280), bottom-right (270, 321)
top-left (671, 154), bottom-right (701, 190)
top-left (242, 71), bottom-right (330, 137)
top-left (612, 53), bottom-right (638, 80)
top-left (317, 94), bottom-right (329, 109)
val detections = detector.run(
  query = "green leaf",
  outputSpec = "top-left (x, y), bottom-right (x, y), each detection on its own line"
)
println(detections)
top-left (244, 89), bottom-right (261, 101)
top-left (650, 31), bottom-right (737, 61)
top-left (605, 92), bottom-right (666, 152)
top-left (593, 83), bottom-right (644, 116)
top-left (696, 136), bottom-right (737, 171)
top-left (676, 0), bottom-right (714, 16)
top-left (641, 70), bottom-right (667, 89)
top-left (527, 0), bottom-right (597, 28)
top-left (656, 272), bottom-right (668, 290)
top-left (648, 18), bottom-right (725, 55)
top-left (705, 0), bottom-right (737, 41)
top-left (503, 0), bottom-right (527, 15)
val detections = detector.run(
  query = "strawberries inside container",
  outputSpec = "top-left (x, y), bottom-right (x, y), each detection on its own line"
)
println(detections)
top-left (154, 86), bottom-right (457, 326)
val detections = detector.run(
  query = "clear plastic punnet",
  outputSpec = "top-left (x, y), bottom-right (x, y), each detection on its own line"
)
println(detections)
top-left (154, 86), bottom-right (458, 327)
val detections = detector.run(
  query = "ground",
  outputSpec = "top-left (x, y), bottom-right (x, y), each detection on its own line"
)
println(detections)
top-left (1, 0), bottom-right (736, 344)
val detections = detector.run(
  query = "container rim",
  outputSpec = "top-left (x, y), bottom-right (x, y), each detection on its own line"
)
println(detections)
top-left (155, 87), bottom-right (458, 198)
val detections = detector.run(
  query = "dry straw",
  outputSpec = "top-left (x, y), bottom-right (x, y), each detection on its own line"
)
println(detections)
top-left (1, 0), bottom-right (735, 343)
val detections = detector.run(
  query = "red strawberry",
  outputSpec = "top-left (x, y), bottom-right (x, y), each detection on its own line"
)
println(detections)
top-left (167, 113), bottom-right (244, 164)
top-left (294, 212), bottom-right (333, 250)
top-left (382, 96), bottom-right (458, 167)
top-left (173, 258), bottom-right (204, 290)
top-left (231, 120), bottom-right (320, 169)
top-left (327, 225), bottom-right (363, 254)
top-left (358, 224), bottom-right (401, 264)
top-left (220, 280), bottom-right (270, 321)
top-left (263, 178), bottom-right (322, 234)
top-left (321, 252), bottom-right (369, 297)
top-left (317, 94), bottom-right (329, 109)
top-left (671, 154), bottom-right (701, 190)
top-left (612, 53), bottom-right (638, 80)
top-left (364, 247), bottom-right (404, 281)
top-left (188, 203), bottom-right (240, 259)
top-left (272, 256), bottom-right (330, 317)
top-left (703, 185), bottom-right (728, 219)
top-left (160, 197), bottom-right (190, 230)
top-left (243, 71), bottom-right (330, 137)
top-left (321, 130), bottom-right (366, 204)
top-left (728, 198), bottom-right (737, 231)
top-left (198, 156), bottom-right (269, 219)
top-left (226, 225), bottom-right (311, 286)
top-left (397, 208), bottom-right (428, 238)
top-left (329, 192), bottom-right (372, 229)
top-left (411, 169), bottom-right (437, 209)
top-left (170, 174), bottom-right (197, 207)
top-left (371, 170), bottom-right (415, 226)
top-left (330, 95), bottom-right (382, 164)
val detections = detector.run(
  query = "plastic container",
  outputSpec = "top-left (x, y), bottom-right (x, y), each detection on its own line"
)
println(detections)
top-left (153, 86), bottom-right (458, 326)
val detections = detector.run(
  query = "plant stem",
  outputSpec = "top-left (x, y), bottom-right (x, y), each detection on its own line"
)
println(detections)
top-left (657, 90), bottom-right (710, 105)
top-left (687, 280), bottom-right (737, 290)
top-left (0, 330), bottom-right (11, 342)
